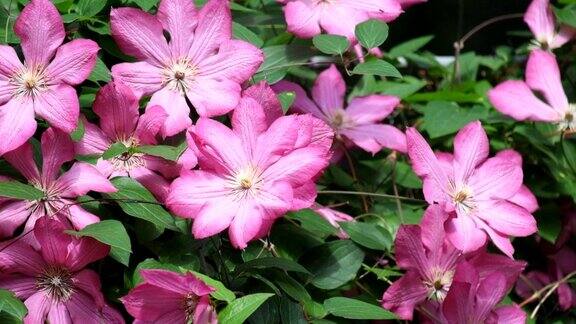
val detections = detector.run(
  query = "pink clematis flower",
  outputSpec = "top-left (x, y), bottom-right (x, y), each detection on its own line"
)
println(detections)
top-left (439, 261), bottom-right (526, 324)
top-left (524, 0), bottom-right (575, 50)
top-left (278, 0), bottom-right (402, 40)
top-left (75, 81), bottom-right (196, 202)
top-left (312, 203), bottom-right (354, 239)
top-left (167, 96), bottom-right (334, 249)
top-left (381, 205), bottom-right (526, 320)
top-left (489, 50), bottom-right (576, 132)
top-left (0, 0), bottom-right (99, 155)
top-left (121, 269), bottom-right (216, 323)
top-left (0, 217), bottom-right (124, 323)
top-left (406, 121), bottom-right (537, 257)
top-left (110, 0), bottom-right (263, 136)
top-left (0, 128), bottom-right (116, 239)
top-left (397, 0), bottom-right (427, 8)
top-left (273, 65), bottom-right (406, 157)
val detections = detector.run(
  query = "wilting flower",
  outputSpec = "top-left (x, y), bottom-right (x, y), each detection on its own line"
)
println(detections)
top-left (0, 0), bottom-right (99, 155)
top-left (406, 121), bottom-right (537, 257)
top-left (312, 204), bottom-right (354, 239)
top-left (75, 82), bottom-right (196, 202)
top-left (516, 247), bottom-right (576, 310)
top-left (0, 128), bottom-right (116, 239)
top-left (278, 0), bottom-right (402, 40)
top-left (0, 217), bottom-right (124, 323)
top-left (273, 65), bottom-right (406, 157)
top-left (439, 261), bottom-right (526, 324)
top-left (110, 0), bottom-right (263, 136)
top-left (489, 50), bottom-right (576, 133)
top-left (524, 0), bottom-right (575, 49)
top-left (167, 96), bottom-right (333, 248)
top-left (122, 269), bottom-right (216, 323)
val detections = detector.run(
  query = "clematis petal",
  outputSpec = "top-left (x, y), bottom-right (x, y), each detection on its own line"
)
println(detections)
top-left (186, 76), bottom-right (241, 118)
top-left (157, 0), bottom-right (198, 57)
top-left (0, 274), bottom-right (37, 299)
top-left (445, 214), bottom-right (486, 254)
top-left (93, 82), bottom-right (140, 141)
top-left (341, 124), bottom-right (407, 154)
top-left (229, 202), bottom-right (263, 249)
top-left (442, 281), bottom-right (472, 324)
top-left (55, 163), bottom-right (117, 198)
top-left (0, 201), bottom-right (33, 239)
top-left (3, 141), bottom-right (40, 182)
top-left (193, 118), bottom-right (248, 173)
top-left (312, 65), bottom-right (346, 115)
top-left (488, 80), bottom-right (559, 122)
top-left (406, 127), bottom-right (450, 195)
top-left (23, 292), bottom-right (51, 324)
top-left (167, 170), bottom-right (230, 218)
top-left (110, 62), bottom-right (165, 98)
top-left (121, 283), bottom-right (183, 322)
top-left (74, 117), bottom-right (112, 156)
top-left (66, 204), bottom-right (101, 230)
top-left (46, 39), bottom-right (99, 85)
top-left (477, 220), bottom-right (515, 258)
top-left (41, 127), bottom-right (74, 183)
top-left (550, 26), bottom-right (576, 49)
top-left (15, 0), bottom-right (64, 67)
top-left (524, 0), bottom-right (555, 45)
top-left (129, 167), bottom-right (171, 202)
top-left (192, 202), bottom-right (238, 239)
top-left (476, 201), bottom-right (537, 237)
top-left (142, 269), bottom-right (213, 296)
top-left (0, 98), bottom-right (36, 156)
top-left (262, 147), bottom-right (329, 187)
top-left (34, 84), bottom-right (79, 133)
top-left (284, 0), bottom-right (321, 38)
top-left (345, 95), bottom-right (400, 124)
top-left (469, 156), bottom-right (523, 200)
top-left (272, 81), bottom-right (325, 118)
top-left (0, 241), bottom-right (45, 276)
top-left (253, 114), bottom-right (300, 169)
top-left (197, 40), bottom-right (263, 83)
top-left (453, 121), bottom-right (489, 184)
top-left (187, 0), bottom-right (232, 63)
top-left (473, 272), bottom-right (508, 322)
top-left (66, 290), bottom-right (124, 324)
top-left (148, 88), bottom-right (192, 137)
top-left (232, 97), bottom-right (268, 156)
top-left (243, 81), bottom-right (284, 126)
top-left (134, 105), bottom-right (168, 145)
top-left (492, 305), bottom-right (527, 324)
top-left (319, 5), bottom-right (367, 39)
top-left (394, 225), bottom-right (429, 273)
top-left (34, 217), bottom-right (70, 266)
top-left (72, 269), bottom-right (106, 307)
top-left (47, 300), bottom-right (72, 324)
top-left (110, 7), bottom-right (171, 65)
top-left (381, 270), bottom-right (429, 320)
top-left (525, 50), bottom-right (569, 113)
top-left (0, 45), bottom-right (23, 79)
top-left (340, 0), bottom-right (403, 22)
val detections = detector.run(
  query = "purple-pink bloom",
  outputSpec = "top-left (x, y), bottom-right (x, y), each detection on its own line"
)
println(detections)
top-left (278, 0), bottom-right (402, 40)
top-left (273, 65), bottom-right (406, 157)
top-left (110, 0), bottom-right (263, 136)
top-left (75, 81), bottom-right (196, 202)
top-left (489, 49), bottom-right (575, 132)
top-left (439, 261), bottom-right (526, 324)
top-left (312, 203), bottom-right (354, 239)
top-left (397, 0), bottom-right (427, 8)
top-left (0, 217), bottom-right (124, 323)
top-left (167, 95), bottom-right (333, 249)
top-left (0, 0), bottom-right (99, 155)
top-left (524, 0), bottom-right (575, 49)
top-left (406, 121), bottom-right (537, 257)
top-left (0, 128), bottom-right (116, 239)
top-left (121, 269), bottom-right (216, 324)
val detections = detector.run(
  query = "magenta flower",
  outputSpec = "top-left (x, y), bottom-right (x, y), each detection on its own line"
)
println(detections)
top-left (121, 269), bottom-right (216, 323)
top-left (110, 0), bottom-right (263, 136)
top-left (273, 65), bottom-right (406, 157)
top-left (439, 261), bottom-right (526, 324)
top-left (406, 121), bottom-right (537, 257)
top-left (0, 0), bottom-right (99, 155)
top-left (312, 204), bottom-right (354, 239)
top-left (278, 0), bottom-right (402, 40)
top-left (0, 128), bottom-right (116, 239)
top-left (397, 0), bottom-right (427, 8)
top-left (516, 247), bottom-right (576, 310)
top-left (75, 81), bottom-right (196, 202)
top-left (0, 217), bottom-right (124, 323)
top-left (167, 96), bottom-right (333, 248)
top-left (489, 50), bottom-right (576, 132)
top-left (524, 0), bottom-right (575, 49)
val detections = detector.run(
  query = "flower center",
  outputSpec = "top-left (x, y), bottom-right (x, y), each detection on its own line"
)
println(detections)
top-left (183, 294), bottom-right (199, 321)
top-left (451, 186), bottom-right (475, 214)
top-left (110, 138), bottom-right (145, 172)
top-left (560, 104), bottom-right (576, 131)
top-left (163, 59), bottom-right (197, 94)
top-left (424, 268), bottom-right (454, 302)
top-left (240, 178), bottom-right (252, 189)
top-left (11, 66), bottom-right (48, 98)
top-left (36, 265), bottom-right (74, 302)
top-left (228, 166), bottom-right (261, 200)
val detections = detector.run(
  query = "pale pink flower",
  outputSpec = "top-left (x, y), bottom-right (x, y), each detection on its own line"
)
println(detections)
top-left (406, 121), bottom-right (537, 257)
top-left (273, 65), bottom-right (406, 157)
top-left (524, 0), bottom-right (575, 49)
top-left (0, 0), bottom-right (99, 155)
top-left (122, 269), bottom-right (216, 324)
top-left (110, 0), bottom-right (263, 136)
top-left (278, 0), bottom-right (402, 40)
top-left (0, 217), bottom-right (124, 323)
top-left (0, 128), bottom-right (116, 239)
top-left (75, 81), bottom-right (196, 202)
top-left (167, 96), bottom-right (333, 249)
top-left (489, 50), bottom-right (576, 132)
top-left (312, 203), bottom-right (354, 239)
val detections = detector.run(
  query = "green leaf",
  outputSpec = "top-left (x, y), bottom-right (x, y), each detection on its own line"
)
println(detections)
top-left (70, 119), bottom-right (85, 142)
top-left (131, 0), bottom-right (157, 11)
top-left (286, 209), bottom-right (338, 239)
top-left (355, 19), bottom-right (389, 49)
top-left (232, 22), bottom-right (263, 48)
top-left (0, 181), bottom-right (44, 200)
top-left (105, 177), bottom-right (180, 232)
top-left (312, 34), bottom-right (350, 55)
top-left (362, 265), bottom-right (403, 281)
top-left (352, 60), bottom-right (402, 78)
top-left (561, 137), bottom-right (576, 172)
top-left (77, 0), bottom-right (107, 17)
top-left (0, 0), bottom-right (20, 44)
top-left (67, 220), bottom-right (132, 266)
top-left (254, 45), bottom-right (313, 84)
top-left (277, 91), bottom-right (295, 113)
top-left (235, 257), bottom-right (311, 275)
top-left (414, 101), bottom-right (489, 138)
top-left (388, 35), bottom-right (434, 58)
top-left (218, 293), bottom-right (275, 324)
top-left (190, 271), bottom-right (236, 303)
top-left (555, 4), bottom-right (576, 28)
top-left (88, 57), bottom-right (111, 83)
top-left (300, 240), bottom-right (365, 290)
top-left (0, 289), bottom-right (27, 320)
top-left (340, 222), bottom-right (392, 251)
top-left (324, 297), bottom-right (396, 320)
top-left (406, 91), bottom-right (483, 103)
top-left (137, 144), bottom-right (185, 162)
top-left (102, 142), bottom-right (129, 160)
